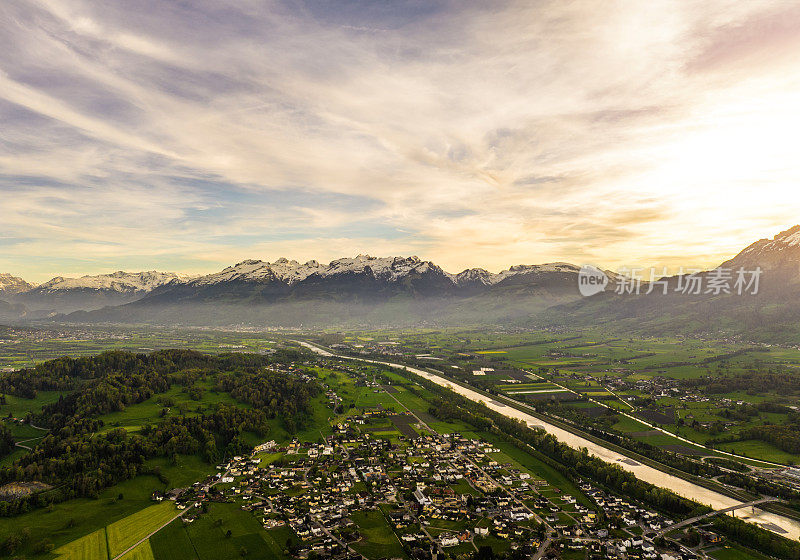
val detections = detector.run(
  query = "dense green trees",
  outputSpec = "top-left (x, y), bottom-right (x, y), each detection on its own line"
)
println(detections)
top-left (683, 366), bottom-right (800, 395)
top-left (0, 425), bottom-right (14, 458)
top-left (0, 349), bottom-right (319, 514)
top-left (738, 424), bottom-right (800, 455)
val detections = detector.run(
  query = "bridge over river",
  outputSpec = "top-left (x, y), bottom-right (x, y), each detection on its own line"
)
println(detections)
top-left (296, 340), bottom-right (800, 541)
top-left (655, 497), bottom-right (781, 536)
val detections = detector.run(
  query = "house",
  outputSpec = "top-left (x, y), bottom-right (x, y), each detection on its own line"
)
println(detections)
top-left (440, 535), bottom-right (459, 547)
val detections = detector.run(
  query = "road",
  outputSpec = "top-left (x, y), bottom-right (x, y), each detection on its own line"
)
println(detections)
top-left (14, 422), bottom-right (49, 451)
top-left (295, 340), bottom-right (800, 541)
top-left (111, 468), bottom-right (232, 560)
top-left (381, 381), bottom-right (556, 557)
top-left (111, 505), bottom-right (195, 560)
top-left (655, 497), bottom-right (780, 536)
top-left (542, 376), bottom-right (780, 468)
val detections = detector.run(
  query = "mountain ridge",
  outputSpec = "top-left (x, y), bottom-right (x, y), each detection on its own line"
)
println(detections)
top-left (1, 225), bottom-right (798, 339)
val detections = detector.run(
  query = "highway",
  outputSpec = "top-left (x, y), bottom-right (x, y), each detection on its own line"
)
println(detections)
top-left (296, 340), bottom-right (800, 541)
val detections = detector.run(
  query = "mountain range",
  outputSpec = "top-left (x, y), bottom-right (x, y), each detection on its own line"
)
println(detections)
top-left (2, 226), bottom-right (799, 339)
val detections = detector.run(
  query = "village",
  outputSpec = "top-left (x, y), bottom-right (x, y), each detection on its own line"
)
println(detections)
top-left (157, 406), bottom-right (713, 560)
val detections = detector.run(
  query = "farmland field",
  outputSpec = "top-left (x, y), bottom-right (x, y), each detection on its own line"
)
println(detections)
top-left (106, 502), bottom-right (177, 557)
top-left (351, 510), bottom-right (408, 560)
top-left (119, 541), bottom-right (156, 560)
top-left (54, 528), bottom-right (108, 560)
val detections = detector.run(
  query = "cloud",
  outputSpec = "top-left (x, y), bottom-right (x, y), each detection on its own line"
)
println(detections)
top-left (1, 0), bottom-right (799, 281)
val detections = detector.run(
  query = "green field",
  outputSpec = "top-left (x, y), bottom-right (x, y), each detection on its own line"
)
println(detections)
top-left (53, 528), bottom-right (109, 560)
top-left (5, 325), bottom-right (800, 559)
top-left (351, 510), bottom-right (408, 559)
top-left (119, 541), bottom-right (156, 560)
top-left (709, 544), bottom-right (774, 560)
top-left (107, 502), bottom-right (178, 557)
top-left (150, 519), bottom-right (199, 560)
top-left (153, 502), bottom-right (293, 560)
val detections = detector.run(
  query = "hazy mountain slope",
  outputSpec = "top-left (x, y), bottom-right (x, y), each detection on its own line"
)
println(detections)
top-left (37, 226), bottom-right (800, 336)
top-left (60, 257), bottom-right (588, 327)
top-left (0, 273), bottom-right (34, 297)
top-left (16, 271), bottom-right (187, 314)
top-left (544, 226), bottom-right (800, 342)
top-left (0, 299), bottom-right (27, 324)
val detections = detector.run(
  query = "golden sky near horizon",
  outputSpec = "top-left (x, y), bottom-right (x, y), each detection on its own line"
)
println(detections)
top-left (1, 0), bottom-right (800, 282)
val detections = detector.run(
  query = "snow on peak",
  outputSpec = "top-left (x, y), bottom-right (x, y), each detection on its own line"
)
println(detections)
top-left (776, 225), bottom-right (800, 247)
top-left (0, 273), bottom-right (34, 294)
top-left (742, 225), bottom-right (800, 255)
top-left (453, 262), bottom-right (581, 285)
top-left (198, 259), bottom-right (325, 285)
top-left (324, 255), bottom-right (435, 281)
top-left (37, 271), bottom-right (185, 293)
top-left (194, 255), bottom-right (590, 289)
top-left (197, 255), bottom-right (443, 286)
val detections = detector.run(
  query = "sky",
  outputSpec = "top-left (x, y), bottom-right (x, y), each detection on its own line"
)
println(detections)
top-left (2, 0), bottom-right (800, 282)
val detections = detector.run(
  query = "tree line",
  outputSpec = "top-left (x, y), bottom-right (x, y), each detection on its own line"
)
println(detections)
top-left (0, 349), bottom-right (319, 516)
top-left (395, 367), bottom-right (800, 560)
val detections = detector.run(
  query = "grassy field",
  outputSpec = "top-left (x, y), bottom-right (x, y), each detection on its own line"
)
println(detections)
top-left (53, 528), bottom-right (109, 560)
top-left (149, 519), bottom-right (199, 560)
top-left (164, 502), bottom-right (293, 560)
top-left (98, 384), bottom-right (244, 434)
top-left (0, 326), bottom-right (282, 370)
top-left (716, 440), bottom-right (800, 464)
top-left (709, 544), bottom-right (774, 560)
top-left (351, 510), bottom-right (408, 559)
top-left (106, 502), bottom-right (178, 558)
top-left (6, 326), bottom-right (800, 559)
top-left (0, 454), bottom-right (214, 558)
top-left (119, 541), bottom-right (156, 560)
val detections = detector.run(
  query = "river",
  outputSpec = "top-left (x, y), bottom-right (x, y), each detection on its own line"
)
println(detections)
top-left (297, 340), bottom-right (800, 540)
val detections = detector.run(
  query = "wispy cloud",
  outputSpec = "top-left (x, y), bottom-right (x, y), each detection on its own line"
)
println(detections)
top-left (1, 0), bottom-right (799, 281)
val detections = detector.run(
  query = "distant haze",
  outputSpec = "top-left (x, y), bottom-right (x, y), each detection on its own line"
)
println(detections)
top-left (2, 1), bottom-right (800, 282)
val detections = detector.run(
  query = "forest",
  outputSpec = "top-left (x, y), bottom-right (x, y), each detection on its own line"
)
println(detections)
top-left (0, 349), bottom-right (320, 516)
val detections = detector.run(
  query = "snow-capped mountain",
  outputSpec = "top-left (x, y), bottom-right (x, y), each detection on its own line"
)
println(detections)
top-left (194, 255), bottom-right (447, 286)
top-left (0, 273), bottom-right (34, 295)
top-left (1, 257), bottom-right (592, 325)
top-left (145, 255), bottom-right (586, 302)
top-left (719, 225), bottom-right (800, 284)
top-left (14, 270), bottom-right (190, 314)
top-left (452, 263), bottom-right (581, 287)
top-left (189, 256), bottom-right (584, 290)
top-left (63, 255), bottom-right (590, 327)
top-left (34, 271), bottom-right (187, 293)
top-left (6, 225), bottom-right (795, 338)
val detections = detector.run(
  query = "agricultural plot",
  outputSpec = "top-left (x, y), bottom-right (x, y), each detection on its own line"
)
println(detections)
top-left (635, 407), bottom-right (676, 425)
top-left (498, 382), bottom-right (562, 392)
top-left (107, 502), bottom-right (178, 558)
top-left (351, 510), bottom-right (408, 559)
top-left (0, 467), bottom-right (187, 558)
top-left (388, 414), bottom-right (419, 438)
top-left (154, 502), bottom-right (293, 560)
top-left (516, 391), bottom-right (576, 402)
top-left (150, 519), bottom-right (198, 560)
top-left (563, 402), bottom-right (613, 418)
top-left (0, 326), bottom-right (284, 369)
top-left (119, 541), bottom-right (156, 560)
top-left (54, 528), bottom-right (109, 560)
